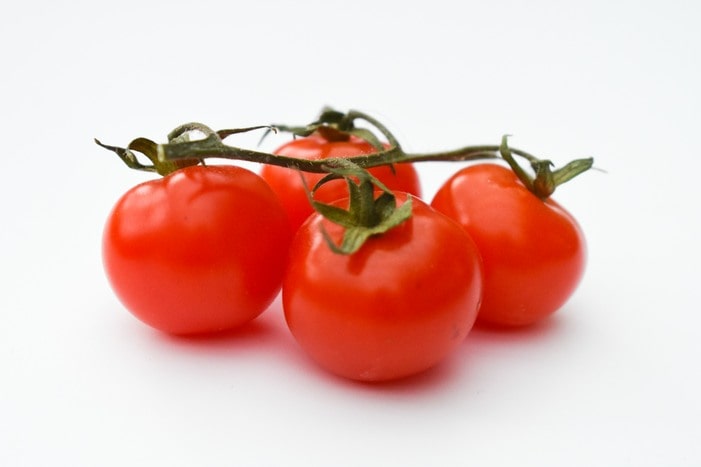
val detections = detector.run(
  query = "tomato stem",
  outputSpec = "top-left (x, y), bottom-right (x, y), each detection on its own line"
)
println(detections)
top-left (96, 108), bottom-right (594, 197)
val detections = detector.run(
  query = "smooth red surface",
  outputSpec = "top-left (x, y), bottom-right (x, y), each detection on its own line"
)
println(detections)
top-left (260, 134), bottom-right (421, 232)
top-left (103, 165), bottom-right (292, 335)
top-left (431, 164), bottom-right (586, 326)
top-left (283, 194), bottom-right (483, 382)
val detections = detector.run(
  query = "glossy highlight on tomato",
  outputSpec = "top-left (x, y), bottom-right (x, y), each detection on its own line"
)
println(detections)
top-left (260, 133), bottom-right (421, 231)
top-left (283, 194), bottom-right (483, 382)
top-left (103, 165), bottom-right (292, 335)
top-left (431, 163), bottom-right (586, 327)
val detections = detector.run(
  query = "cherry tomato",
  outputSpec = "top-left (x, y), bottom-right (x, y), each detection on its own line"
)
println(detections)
top-left (260, 133), bottom-right (421, 231)
top-left (103, 165), bottom-right (292, 335)
top-left (283, 194), bottom-right (483, 382)
top-left (431, 163), bottom-right (586, 327)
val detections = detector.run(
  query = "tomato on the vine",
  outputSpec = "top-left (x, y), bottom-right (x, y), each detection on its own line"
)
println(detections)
top-left (431, 163), bottom-right (586, 327)
top-left (103, 165), bottom-right (292, 335)
top-left (260, 133), bottom-right (421, 231)
top-left (282, 193), bottom-right (483, 382)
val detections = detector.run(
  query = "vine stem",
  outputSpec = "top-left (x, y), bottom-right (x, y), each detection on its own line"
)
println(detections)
top-left (157, 108), bottom-right (542, 172)
top-left (158, 135), bottom-right (523, 174)
top-left (98, 108), bottom-right (593, 198)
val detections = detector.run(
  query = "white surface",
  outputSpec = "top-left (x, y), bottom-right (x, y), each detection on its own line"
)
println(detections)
top-left (2, 1), bottom-right (700, 466)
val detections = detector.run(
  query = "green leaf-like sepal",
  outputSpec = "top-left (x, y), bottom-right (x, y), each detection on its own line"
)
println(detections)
top-left (349, 127), bottom-right (384, 151)
top-left (264, 107), bottom-right (397, 152)
top-left (499, 135), bottom-right (595, 199)
top-left (97, 124), bottom-right (279, 177)
top-left (311, 201), bottom-right (356, 229)
top-left (95, 137), bottom-right (200, 176)
top-left (318, 196), bottom-right (413, 255)
top-left (552, 157), bottom-right (594, 186)
top-left (309, 159), bottom-right (413, 255)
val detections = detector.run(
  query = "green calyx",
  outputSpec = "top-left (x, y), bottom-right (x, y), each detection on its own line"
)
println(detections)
top-left (94, 137), bottom-right (199, 176)
top-left (266, 107), bottom-right (390, 151)
top-left (308, 159), bottom-right (413, 255)
top-left (95, 123), bottom-right (274, 177)
top-left (498, 135), bottom-right (594, 199)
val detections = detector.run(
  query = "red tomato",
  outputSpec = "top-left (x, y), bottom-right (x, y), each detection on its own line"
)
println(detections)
top-left (260, 133), bottom-right (421, 231)
top-left (283, 194), bottom-right (483, 382)
top-left (103, 165), bottom-right (292, 335)
top-left (431, 163), bottom-right (586, 327)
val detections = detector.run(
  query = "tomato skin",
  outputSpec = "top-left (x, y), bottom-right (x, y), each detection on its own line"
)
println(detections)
top-left (283, 194), bottom-right (483, 382)
top-left (260, 134), bottom-right (421, 232)
top-left (103, 165), bottom-right (292, 335)
top-left (431, 163), bottom-right (586, 327)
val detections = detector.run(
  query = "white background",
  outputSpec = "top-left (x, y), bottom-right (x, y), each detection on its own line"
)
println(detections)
top-left (1, 1), bottom-right (699, 466)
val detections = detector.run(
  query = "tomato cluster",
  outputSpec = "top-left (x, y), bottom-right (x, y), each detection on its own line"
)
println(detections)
top-left (102, 122), bottom-right (587, 383)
